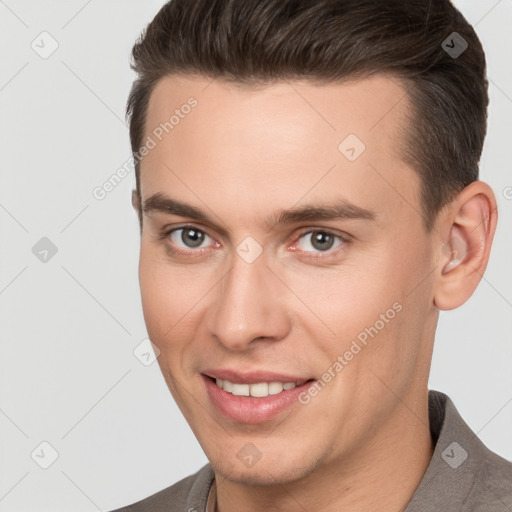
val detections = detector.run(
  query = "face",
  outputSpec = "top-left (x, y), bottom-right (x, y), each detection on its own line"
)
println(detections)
top-left (137, 73), bottom-right (440, 485)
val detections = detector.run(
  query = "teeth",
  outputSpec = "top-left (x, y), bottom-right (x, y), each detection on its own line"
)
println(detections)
top-left (268, 382), bottom-right (284, 395)
top-left (249, 382), bottom-right (268, 397)
top-left (215, 378), bottom-right (304, 397)
top-left (231, 383), bottom-right (250, 396)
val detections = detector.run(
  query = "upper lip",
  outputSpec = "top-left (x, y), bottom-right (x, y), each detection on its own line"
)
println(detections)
top-left (202, 368), bottom-right (314, 385)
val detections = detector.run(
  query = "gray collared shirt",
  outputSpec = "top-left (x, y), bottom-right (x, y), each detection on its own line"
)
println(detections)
top-left (111, 390), bottom-right (512, 511)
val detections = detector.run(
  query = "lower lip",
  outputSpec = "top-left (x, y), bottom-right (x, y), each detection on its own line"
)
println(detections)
top-left (202, 374), bottom-right (315, 424)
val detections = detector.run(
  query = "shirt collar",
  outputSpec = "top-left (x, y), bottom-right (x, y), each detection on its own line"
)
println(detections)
top-left (404, 389), bottom-right (479, 510)
top-left (206, 476), bottom-right (216, 512)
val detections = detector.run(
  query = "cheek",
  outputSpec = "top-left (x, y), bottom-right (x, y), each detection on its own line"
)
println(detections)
top-left (139, 247), bottom-right (181, 342)
top-left (138, 245), bottom-right (214, 344)
top-left (280, 260), bottom-right (395, 335)
top-left (336, 245), bottom-right (433, 384)
top-left (285, 249), bottom-right (420, 373)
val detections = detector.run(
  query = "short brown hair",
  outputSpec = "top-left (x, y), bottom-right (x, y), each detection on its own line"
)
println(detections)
top-left (126, 0), bottom-right (488, 232)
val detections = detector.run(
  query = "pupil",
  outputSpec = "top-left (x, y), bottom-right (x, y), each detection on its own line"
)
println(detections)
top-left (183, 228), bottom-right (204, 248)
top-left (312, 231), bottom-right (333, 251)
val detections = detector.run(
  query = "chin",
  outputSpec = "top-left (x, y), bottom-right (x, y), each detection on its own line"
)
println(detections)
top-left (209, 452), bottom-right (317, 487)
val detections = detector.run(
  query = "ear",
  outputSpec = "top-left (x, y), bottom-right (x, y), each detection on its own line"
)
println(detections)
top-left (132, 189), bottom-right (143, 233)
top-left (132, 189), bottom-right (140, 212)
top-left (433, 181), bottom-right (498, 311)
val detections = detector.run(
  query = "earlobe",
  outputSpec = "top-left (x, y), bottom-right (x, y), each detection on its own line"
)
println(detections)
top-left (433, 182), bottom-right (498, 311)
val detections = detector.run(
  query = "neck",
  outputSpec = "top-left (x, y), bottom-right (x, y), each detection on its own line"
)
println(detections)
top-left (214, 390), bottom-right (434, 512)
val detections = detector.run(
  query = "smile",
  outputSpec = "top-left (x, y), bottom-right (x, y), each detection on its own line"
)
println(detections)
top-left (202, 374), bottom-right (316, 424)
top-left (214, 378), bottom-right (308, 397)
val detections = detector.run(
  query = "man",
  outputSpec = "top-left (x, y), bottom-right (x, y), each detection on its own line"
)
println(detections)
top-left (111, 0), bottom-right (512, 510)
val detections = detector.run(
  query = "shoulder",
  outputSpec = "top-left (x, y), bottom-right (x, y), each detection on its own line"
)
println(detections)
top-left (108, 463), bottom-right (214, 512)
top-left (469, 445), bottom-right (512, 509)
top-left (406, 391), bottom-right (512, 511)
top-left (446, 394), bottom-right (512, 508)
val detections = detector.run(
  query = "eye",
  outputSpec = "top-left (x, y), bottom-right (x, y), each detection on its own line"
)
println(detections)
top-left (293, 229), bottom-right (348, 257)
top-left (168, 226), bottom-right (214, 251)
top-left (157, 225), bottom-right (219, 257)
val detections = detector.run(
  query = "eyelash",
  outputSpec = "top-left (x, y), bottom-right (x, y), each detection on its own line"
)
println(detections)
top-left (157, 224), bottom-right (351, 260)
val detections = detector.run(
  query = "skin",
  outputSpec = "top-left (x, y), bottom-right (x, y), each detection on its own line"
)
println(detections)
top-left (133, 73), bottom-right (497, 512)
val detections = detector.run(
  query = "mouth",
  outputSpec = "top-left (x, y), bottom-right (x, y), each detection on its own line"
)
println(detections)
top-left (201, 374), bottom-right (317, 424)
top-left (205, 375), bottom-right (314, 398)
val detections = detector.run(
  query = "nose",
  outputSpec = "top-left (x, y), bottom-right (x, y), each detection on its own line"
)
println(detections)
top-left (206, 249), bottom-right (290, 351)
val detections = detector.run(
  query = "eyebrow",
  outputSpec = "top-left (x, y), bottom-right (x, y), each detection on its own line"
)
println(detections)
top-left (142, 192), bottom-right (377, 232)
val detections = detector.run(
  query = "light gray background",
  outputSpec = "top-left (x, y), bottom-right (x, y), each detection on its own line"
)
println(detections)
top-left (0, 1), bottom-right (511, 510)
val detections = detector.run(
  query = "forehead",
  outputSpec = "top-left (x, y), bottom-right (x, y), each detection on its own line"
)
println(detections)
top-left (144, 72), bottom-right (410, 146)
top-left (139, 73), bottom-right (419, 231)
